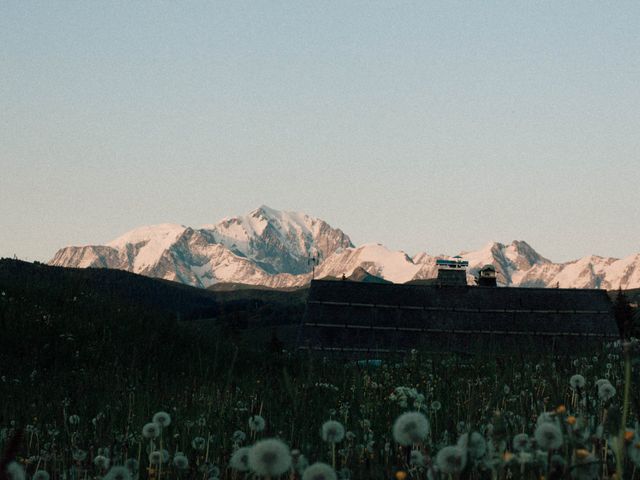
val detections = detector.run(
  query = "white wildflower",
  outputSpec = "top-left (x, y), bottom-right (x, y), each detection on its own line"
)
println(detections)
top-left (321, 420), bottom-right (345, 443)
top-left (436, 446), bottom-right (467, 474)
top-left (248, 438), bottom-right (292, 477)
top-left (104, 466), bottom-right (132, 480)
top-left (570, 374), bottom-right (586, 390)
top-left (230, 447), bottom-right (251, 472)
top-left (142, 422), bottom-right (161, 439)
top-left (152, 411), bottom-right (171, 428)
top-left (392, 412), bottom-right (430, 446)
top-left (93, 455), bottom-right (110, 470)
top-left (302, 462), bottom-right (337, 480)
top-left (173, 454), bottom-right (189, 470)
top-left (534, 423), bottom-right (563, 450)
top-left (249, 415), bottom-right (266, 432)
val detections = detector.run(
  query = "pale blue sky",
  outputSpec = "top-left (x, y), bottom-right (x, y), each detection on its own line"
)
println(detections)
top-left (1, 1), bottom-right (639, 263)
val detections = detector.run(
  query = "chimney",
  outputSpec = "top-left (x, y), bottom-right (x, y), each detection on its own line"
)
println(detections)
top-left (436, 256), bottom-right (468, 286)
top-left (477, 264), bottom-right (497, 287)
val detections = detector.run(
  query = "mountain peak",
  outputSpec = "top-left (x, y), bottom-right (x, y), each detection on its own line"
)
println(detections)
top-left (47, 208), bottom-right (640, 290)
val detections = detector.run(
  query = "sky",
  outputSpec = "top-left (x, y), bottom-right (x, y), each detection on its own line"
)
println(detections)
top-left (1, 1), bottom-right (639, 263)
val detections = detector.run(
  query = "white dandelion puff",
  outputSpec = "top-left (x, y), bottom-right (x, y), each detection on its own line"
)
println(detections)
top-left (142, 422), bottom-right (161, 439)
top-left (410, 450), bottom-right (425, 467)
top-left (248, 438), bottom-right (292, 477)
top-left (595, 379), bottom-right (611, 389)
top-left (302, 462), bottom-right (337, 480)
top-left (173, 454), bottom-right (189, 470)
top-left (248, 415), bottom-right (266, 432)
top-left (6, 462), bottom-right (25, 480)
top-left (93, 455), bottom-right (110, 470)
top-left (104, 466), bottom-right (132, 480)
top-left (392, 412), bottom-right (430, 446)
top-left (148, 451), bottom-right (163, 465)
top-left (232, 430), bottom-right (247, 444)
top-left (457, 432), bottom-right (486, 459)
top-left (32, 471), bottom-right (50, 480)
top-left (570, 374), bottom-right (586, 390)
top-left (321, 420), bottom-right (345, 444)
top-left (192, 436), bottom-right (207, 451)
top-left (512, 433), bottom-right (530, 452)
top-left (152, 411), bottom-right (171, 428)
top-left (230, 447), bottom-right (251, 472)
top-left (435, 446), bottom-right (467, 474)
top-left (598, 382), bottom-right (616, 401)
top-left (536, 412), bottom-right (555, 426)
top-left (68, 415), bottom-right (80, 425)
top-left (534, 422), bottom-right (563, 450)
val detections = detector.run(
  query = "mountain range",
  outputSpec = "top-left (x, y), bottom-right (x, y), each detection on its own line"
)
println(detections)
top-left (49, 205), bottom-right (640, 290)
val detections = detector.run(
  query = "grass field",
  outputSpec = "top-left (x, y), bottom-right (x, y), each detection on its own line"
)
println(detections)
top-left (1, 260), bottom-right (639, 480)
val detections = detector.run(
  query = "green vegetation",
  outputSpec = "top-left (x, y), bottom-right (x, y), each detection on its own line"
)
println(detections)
top-left (1, 260), bottom-right (639, 480)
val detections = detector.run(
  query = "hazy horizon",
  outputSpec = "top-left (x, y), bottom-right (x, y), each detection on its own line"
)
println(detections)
top-left (2, 2), bottom-right (639, 263)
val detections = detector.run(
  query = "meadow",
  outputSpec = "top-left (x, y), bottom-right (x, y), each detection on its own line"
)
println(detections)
top-left (1, 260), bottom-right (639, 480)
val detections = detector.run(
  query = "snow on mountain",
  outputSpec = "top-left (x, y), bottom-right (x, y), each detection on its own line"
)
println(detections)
top-left (201, 205), bottom-right (353, 275)
top-left (48, 207), bottom-right (640, 290)
top-left (314, 243), bottom-right (420, 284)
top-left (455, 240), bottom-right (551, 286)
top-left (49, 206), bottom-right (347, 288)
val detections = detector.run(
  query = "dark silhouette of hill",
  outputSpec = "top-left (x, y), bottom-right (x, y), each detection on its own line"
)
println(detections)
top-left (0, 258), bottom-right (307, 322)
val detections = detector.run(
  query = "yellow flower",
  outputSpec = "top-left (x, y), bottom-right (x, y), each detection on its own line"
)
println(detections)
top-left (624, 430), bottom-right (634, 442)
top-left (566, 416), bottom-right (577, 425)
top-left (503, 452), bottom-right (514, 462)
top-left (556, 405), bottom-right (566, 414)
top-left (395, 471), bottom-right (408, 480)
top-left (575, 449), bottom-right (590, 460)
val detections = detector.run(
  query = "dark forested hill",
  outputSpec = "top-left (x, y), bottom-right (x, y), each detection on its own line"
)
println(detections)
top-left (0, 259), bottom-right (308, 396)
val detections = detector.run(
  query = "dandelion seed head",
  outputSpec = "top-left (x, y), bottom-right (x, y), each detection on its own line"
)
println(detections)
top-left (302, 462), bottom-right (337, 480)
top-left (148, 451), bottom-right (163, 465)
top-left (6, 463), bottom-right (25, 480)
top-left (104, 466), bottom-right (132, 480)
top-left (230, 447), bottom-right (251, 472)
top-left (435, 446), bottom-right (467, 474)
top-left (321, 420), bottom-right (345, 444)
top-left (232, 430), bottom-right (247, 444)
top-left (392, 412), bottom-right (430, 446)
top-left (142, 422), bottom-right (160, 439)
top-left (570, 374), bottom-right (586, 390)
top-left (248, 415), bottom-right (266, 432)
top-left (248, 438), bottom-right (292, 477)
top-left (598, 382), bottom-right (616, 401)
top-left (93, 455), bottom-right (110, 470)
top-left (512, 433), bottom-right (530, 452)
top-left (68, 415), bottom-right (80, 425)
top-left (32, 471), bottom-right (49, 480)
top-left (173, 454), bottom-right (189, 470)
top-left (152, 411), bottom-right (171, 427)
top-left (534, 422), bottom-right (563, 450)
top-left (457, 432), bottom-right (486, 459)
top-left (410, 450), bottom-right (424, 467)
top-left (192, 436), bottom-right (207, 451)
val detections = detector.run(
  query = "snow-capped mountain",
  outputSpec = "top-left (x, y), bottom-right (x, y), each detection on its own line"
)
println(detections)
top-left (50, 206), bottom-right (350, 288)
top-left (49, 206), bottom-right (640, 290)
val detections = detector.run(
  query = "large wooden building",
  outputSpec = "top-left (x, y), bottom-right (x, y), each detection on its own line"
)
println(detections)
top-left (297, 278), bottom-right (619, 355)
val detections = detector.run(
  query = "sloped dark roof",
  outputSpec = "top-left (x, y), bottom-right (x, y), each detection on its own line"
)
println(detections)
top-left (297, 280), bottom-right (619, 355)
